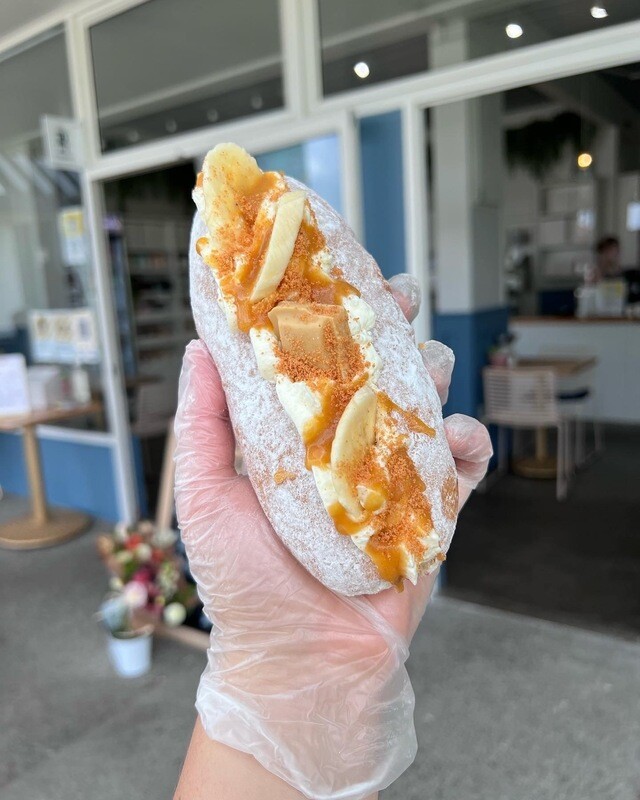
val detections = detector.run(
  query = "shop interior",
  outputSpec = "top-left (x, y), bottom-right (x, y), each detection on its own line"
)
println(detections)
top-left (1, 1), bottom-right (639, 798)
top-left (93, 59), bottom-right (640, 632)
top-left (423, 64), bottom-right (640, 635)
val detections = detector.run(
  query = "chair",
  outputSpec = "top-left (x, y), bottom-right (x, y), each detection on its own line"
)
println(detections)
top-left (536, 346), bottom-right (603, 468)
top-left (482, 367), bottom-right (571, 500)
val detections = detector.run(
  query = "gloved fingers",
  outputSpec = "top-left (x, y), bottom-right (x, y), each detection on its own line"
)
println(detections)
top-left (174, 340), bottom-right (237, 478)
top-left (388, 273), bottom-right (421, 323)
top-left (443, 413), bottom-right (492, 508)
top-left (418, 341), bottom-right (454, 406)
top-left (174, 340), bottom-right (245, 550)
top-left (365, 568), bottom-right (439, 644)
top-left (364, 415), bottom-right (491, 640)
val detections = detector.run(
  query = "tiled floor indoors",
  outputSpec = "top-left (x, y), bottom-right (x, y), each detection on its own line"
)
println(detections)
top-left (1, 484), bottom-right (639, 800)
top-left (445, 424), bottom-right (640, 638)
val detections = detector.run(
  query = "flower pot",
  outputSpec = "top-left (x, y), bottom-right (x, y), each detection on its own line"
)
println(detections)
top-left (106, 625), bottom-right (153, 678)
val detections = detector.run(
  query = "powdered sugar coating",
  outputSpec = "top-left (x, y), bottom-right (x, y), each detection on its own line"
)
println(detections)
top-left (190, 177), bottom-right (457, 595)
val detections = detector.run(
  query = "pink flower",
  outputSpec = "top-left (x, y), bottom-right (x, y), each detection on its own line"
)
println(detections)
top-left (123, 581), bottom-right (148, 610)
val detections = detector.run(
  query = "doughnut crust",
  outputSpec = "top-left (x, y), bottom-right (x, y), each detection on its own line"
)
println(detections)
top-left (190, 150), bottom-right (457, 596)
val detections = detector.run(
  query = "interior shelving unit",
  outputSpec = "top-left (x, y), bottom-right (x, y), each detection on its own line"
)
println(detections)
top-left (537, 180), bottom-right (596, 284)
top-left (110, 213), bottom-right (195, 433)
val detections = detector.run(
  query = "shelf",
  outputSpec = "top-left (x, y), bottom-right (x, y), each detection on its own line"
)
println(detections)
top-left (540, 244), bottom-right (592, 253)
top-left (129, 268), bottom-right (174, 278)
top-left (127, 248), bottom-right (170, 256)
top-left (539, 212), bottom-right (594, 221)
top-left (137, 334), bottom-right (192, 351)
top-left (135, 310), bottom-right (192, 325)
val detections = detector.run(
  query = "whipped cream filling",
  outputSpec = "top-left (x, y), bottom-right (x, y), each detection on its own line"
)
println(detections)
top-left (194, 181), bottom-right (444, 584)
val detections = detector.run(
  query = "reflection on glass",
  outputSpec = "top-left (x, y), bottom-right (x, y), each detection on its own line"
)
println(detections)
top-left (318, 0), bottom-right (640, 96)
top-left (90, 0), bottom-right (283, 152)
top-left (0, 30), bottom-right (104, 431)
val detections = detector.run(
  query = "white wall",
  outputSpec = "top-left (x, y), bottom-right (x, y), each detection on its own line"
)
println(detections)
top-left (432, 99), bottom-right (473, 313)
top-left (429, 17), bottom-right (506, 315)
top-left (431, 91), bottom-right (505, 313)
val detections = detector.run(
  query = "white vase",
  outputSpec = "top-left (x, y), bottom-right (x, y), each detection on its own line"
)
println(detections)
top-left (106, 625), bottom-right (153, 678)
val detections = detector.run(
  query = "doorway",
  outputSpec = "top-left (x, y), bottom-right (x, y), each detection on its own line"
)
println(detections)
top-left (103, 162), bottom-right (197, 514)
top-left (424, 62), bottom-right (640, 636)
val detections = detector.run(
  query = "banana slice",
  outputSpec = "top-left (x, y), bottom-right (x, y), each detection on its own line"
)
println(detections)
top-left (356, 484), bottom-right (386, 513)
top-left (251, 190), bottom-right (306, 302)
top-left (331, 385), bottom-right (377, 520)
top-left (201, 143), bottom-right (262, 241)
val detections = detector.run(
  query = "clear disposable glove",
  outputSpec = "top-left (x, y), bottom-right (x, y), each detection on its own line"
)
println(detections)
top-left (174, 275), bottom-right (492, 800)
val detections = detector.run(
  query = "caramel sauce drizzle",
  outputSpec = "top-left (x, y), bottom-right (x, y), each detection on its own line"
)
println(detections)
top-left (197, 167), bottom-right (443, 587)
top-left (377, 393), bottom-right (435, 437)
top-left (196, 171), bottom-right (356, 333)
top-left (303, 377), bottom-right (367, 470)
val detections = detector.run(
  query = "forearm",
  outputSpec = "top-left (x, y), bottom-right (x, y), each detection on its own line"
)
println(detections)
top-left (174, 717), bottom-right (378, 800)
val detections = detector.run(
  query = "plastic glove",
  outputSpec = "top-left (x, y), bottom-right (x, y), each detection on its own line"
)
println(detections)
top-left (388, 273), bottom-right (421, 323)
top-left (174, 275), bottom-right (492, 800)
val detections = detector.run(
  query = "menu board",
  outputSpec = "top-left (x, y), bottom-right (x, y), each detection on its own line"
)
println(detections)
top-left (28, 308), bottom-right (100, 365)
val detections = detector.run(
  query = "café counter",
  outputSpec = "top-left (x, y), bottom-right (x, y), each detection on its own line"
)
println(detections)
top-left (509, 316), bottom-right (640, 424)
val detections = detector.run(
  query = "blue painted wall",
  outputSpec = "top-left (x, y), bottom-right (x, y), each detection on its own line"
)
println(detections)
top-left (359, 111), bottom-right (406, 279)
top-left (256, 135), bottom-right (343, 215)
top-left (256, 145), bottom-right (306, 185)
top-left (256, 118), bottom-right (405, 278)
top-left (0, 433), bottom-right (120, 522)
top-left (433, 306), bottom-right (510, 418)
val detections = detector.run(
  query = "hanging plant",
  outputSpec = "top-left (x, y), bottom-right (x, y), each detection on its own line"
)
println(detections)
top-left (505, 112), bottom-right (596, 179)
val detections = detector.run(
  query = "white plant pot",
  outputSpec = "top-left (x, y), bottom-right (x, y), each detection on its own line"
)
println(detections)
top-left (106, 625), bottom-right (153, 678)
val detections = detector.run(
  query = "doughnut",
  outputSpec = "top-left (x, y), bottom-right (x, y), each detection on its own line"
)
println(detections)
top-left (190, 143), bottom-right (457, 595)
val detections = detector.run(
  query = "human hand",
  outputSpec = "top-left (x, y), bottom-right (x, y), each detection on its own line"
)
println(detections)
top-left (174, 276), bottom-right (491, 799)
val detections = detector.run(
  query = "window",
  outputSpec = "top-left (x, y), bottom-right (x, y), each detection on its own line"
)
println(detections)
top-left (0, 29), bottom-right (105, 432)
top-left (90, 0), bottom-right (284, 152)
top-left (318, 0), bottom-right (640, 96)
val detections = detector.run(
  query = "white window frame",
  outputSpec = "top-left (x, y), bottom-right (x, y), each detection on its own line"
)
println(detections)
top-left (1, 0), bottom-right (639, 521)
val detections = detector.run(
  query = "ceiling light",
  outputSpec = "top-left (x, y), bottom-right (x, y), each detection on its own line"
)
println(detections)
top-left (505, 23), bottom-right (523, 39)
top-left (206, 108), bottom-right (219, 123)
top-left (353, 61), bottom-right (370, 79)
top-left (577, 152), bottom-right (593, 169)
top-left (165, 118), bottom-right (177, 133)
top-left (590, 5), bottom-right (608, 19)
top-left (250, 94), bottom-right (264, 110)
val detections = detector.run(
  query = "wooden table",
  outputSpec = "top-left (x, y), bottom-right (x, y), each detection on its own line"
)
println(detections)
top-left (0, 402), bottom-right (103, 550)
top-left (513, 356), bottom-right (597, 376)
top-left (509, 357), bottom-right (597, 479)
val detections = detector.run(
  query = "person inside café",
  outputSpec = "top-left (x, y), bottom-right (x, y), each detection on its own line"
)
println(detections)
top-left (595, 234), bottom-right (640, 305)
top-left (594, 235), bottom-right (621, 282)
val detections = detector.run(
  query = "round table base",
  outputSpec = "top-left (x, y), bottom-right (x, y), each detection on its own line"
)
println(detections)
top-left (0, 509), bottom-right (92, 550)
top-left (512, 455), bottom-right (557, 480)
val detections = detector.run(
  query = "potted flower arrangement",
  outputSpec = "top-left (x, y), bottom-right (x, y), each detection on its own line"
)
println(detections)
top-left (96, 521), bottom-right (198, 677)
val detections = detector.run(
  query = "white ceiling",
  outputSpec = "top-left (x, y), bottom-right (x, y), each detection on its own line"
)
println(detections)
top-left (0, 0), bottom-right (72, 39)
